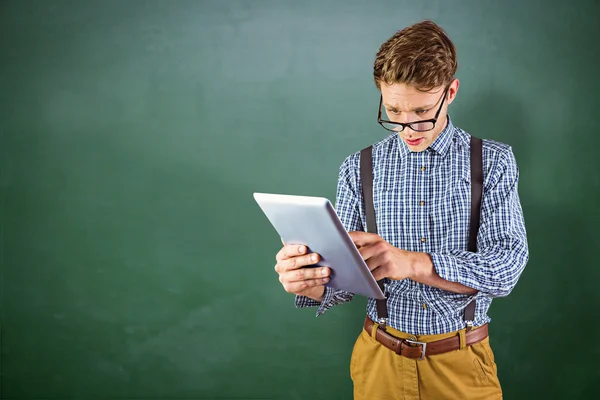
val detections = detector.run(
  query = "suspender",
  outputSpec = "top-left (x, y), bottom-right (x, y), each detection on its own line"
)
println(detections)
top-left (359, 136), bottom-right (483, 330)
top-left (359, 146), bottom-right (388, 323)
top-left (465, 137), bottom-right (483, 328)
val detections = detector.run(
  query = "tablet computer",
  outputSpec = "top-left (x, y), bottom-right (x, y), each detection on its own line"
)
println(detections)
top-left (253, 192), bottom-right (385, 299)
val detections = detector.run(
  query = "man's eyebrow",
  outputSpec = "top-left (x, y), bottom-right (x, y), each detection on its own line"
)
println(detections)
top-left (383, 102), bottom-right (436, 111)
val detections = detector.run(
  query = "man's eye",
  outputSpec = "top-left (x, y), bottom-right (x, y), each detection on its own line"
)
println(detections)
top-left (387, 109), bottom-right (400, 115)
top-left (416, 109), bottom-right (427, 115)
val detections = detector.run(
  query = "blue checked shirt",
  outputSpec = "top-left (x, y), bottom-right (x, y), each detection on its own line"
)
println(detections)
top-left (295, 117), bottom-right (529, 335)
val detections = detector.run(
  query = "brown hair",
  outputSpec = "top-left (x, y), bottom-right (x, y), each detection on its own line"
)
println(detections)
top-left (373, 20), bottom-right (457, 91)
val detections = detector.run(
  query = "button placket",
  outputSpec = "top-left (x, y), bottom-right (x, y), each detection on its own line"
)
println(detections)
top-left (418, 153), bottom-right (429, 248)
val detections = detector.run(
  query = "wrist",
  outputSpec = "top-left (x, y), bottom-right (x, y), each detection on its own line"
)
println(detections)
top-left (305, 285), bottom-right (326, 302)
top-left (408, 251), bottom-right (434, 281)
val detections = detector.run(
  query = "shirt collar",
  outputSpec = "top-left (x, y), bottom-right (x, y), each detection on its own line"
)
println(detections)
top-left (395, 115), bottom-right (455, 158)
top-left (429, 116), bottom-right (454, 157)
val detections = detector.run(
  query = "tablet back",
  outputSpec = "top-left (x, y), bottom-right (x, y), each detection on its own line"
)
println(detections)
top-left (254, 192), bottom-right (385, 299)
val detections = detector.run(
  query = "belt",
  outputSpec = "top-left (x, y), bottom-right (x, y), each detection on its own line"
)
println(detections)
top-left (364, 317), bottom-right (489, 360)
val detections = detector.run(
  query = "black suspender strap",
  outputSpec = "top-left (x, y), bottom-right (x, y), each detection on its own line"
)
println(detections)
top-left (360, 146), bottom-right (388, 325)
top-left (359, 136), bottom-right (484, 331)
top-left (464, 136), bottom-right (483, 329)
top-left (360, 147), bottom-right (376, 235)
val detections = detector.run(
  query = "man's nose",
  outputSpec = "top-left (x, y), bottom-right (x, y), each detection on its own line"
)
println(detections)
top-left (403, 125), bottom-right (416, 136)
top-left (397, 114), bottom-right (413, 124)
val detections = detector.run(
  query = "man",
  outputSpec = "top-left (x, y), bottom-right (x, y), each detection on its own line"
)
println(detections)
top-left (274, 20), bottom-right (528, 399)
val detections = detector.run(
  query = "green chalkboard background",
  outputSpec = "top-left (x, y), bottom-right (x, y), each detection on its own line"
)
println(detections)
top-left (1, 0), bottom-right (599, 399)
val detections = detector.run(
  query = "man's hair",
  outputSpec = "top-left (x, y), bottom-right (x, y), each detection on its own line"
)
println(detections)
top-left (373, 20), bottom-right (457, 92)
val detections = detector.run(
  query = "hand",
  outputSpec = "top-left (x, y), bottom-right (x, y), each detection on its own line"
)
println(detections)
top-left (349, 231), bottom-right (416, 281)
top-left (274, 243), bottom-right (331, 301)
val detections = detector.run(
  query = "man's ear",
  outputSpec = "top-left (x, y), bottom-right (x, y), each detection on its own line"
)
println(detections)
top-left (447, 78), bottom-right (460, 105)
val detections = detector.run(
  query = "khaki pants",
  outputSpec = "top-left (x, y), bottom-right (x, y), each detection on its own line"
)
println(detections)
top-left (350, 322), bottom-right (502, 400)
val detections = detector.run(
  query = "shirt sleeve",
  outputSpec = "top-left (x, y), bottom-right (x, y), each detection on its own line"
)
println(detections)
top-left (294, 154), bottom-right (361, 315)
top-left (429, 147), bottom-right (529, 298)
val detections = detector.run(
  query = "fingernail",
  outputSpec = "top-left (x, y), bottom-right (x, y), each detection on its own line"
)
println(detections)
top-left (312, 254), bottom-right (317, 262)
top-left (298, 246), bottom-right (305, 253)
top-left (322, 277), bottom-right (329, 283)
top-left (321, 268), bottom-right (328, 276)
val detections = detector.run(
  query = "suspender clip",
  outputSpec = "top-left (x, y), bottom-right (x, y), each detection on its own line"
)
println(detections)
top-left (378, 318), bottom-right (387, 329)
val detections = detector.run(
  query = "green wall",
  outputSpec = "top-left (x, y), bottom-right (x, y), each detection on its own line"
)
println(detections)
top-left (1, 0), bottom-right (599, 398)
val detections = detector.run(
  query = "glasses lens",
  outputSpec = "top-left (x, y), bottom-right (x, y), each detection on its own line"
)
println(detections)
top-left (380, 121), bottom-right (405, 132)
top-left (409, 121), bottom-right (434, 132)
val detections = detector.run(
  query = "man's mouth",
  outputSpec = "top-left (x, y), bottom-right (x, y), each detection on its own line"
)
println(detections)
top-left (406, 138), bottom-right (424, 146)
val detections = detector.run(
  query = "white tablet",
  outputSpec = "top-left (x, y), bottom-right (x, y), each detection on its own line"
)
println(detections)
top-left (254, 192), bottom-right (385, 299)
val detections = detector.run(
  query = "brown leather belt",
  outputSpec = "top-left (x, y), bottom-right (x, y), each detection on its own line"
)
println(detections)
top-left (364, 317), bottom-right (489, 360)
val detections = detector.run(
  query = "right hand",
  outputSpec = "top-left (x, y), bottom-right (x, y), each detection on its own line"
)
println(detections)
top-left (275, 243), bottom-right (331, 301)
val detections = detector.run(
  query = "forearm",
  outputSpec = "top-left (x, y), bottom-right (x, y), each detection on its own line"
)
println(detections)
top-left (427, 243), bottom-right (527, 297)
top-left (409, 252), bottom-right (478, 295)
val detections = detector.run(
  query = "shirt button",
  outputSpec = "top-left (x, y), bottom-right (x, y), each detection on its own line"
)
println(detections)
top-left (419, 201), bottom-right (425, 206)
top-left (422, 303), bottom-right (428, 309)
top-left (420, 166), bottom-right (426, 172)
top-left (421, 238), bottom-right (427, 243)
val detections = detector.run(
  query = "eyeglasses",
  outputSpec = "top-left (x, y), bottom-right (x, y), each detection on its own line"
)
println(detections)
top-left (377, 86), bottom-right (449, 133)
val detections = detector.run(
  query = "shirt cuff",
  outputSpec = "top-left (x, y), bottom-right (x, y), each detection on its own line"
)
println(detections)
top-left (294, 286), bottom-right (336, 316)
top-left (428, 252), bottom-right (486, 304)
top-left (429, 253), bottom-right (461, 283)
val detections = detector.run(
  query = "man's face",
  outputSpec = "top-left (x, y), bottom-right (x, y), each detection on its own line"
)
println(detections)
top-left (379, 80), bottom-right (459, 152)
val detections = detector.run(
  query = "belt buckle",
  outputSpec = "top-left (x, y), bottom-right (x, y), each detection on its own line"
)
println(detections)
top-left (405, 339), bottom-right (427, 360)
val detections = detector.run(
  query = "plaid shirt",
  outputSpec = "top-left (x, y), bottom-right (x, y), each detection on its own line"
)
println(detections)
top-left (296, 117), bottom-right (529, 335)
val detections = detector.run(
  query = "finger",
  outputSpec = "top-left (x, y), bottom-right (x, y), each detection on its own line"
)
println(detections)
top-left (358, 239), bottom-right (390, 261)
top-left (363, 251), bottom-right (388, 279)
top-left (279, 265), bottom-right (330, 282)
top-left (277, 252), bottom-right (320, 272)
top-left (282, 277), bottom-right (330, 293)
top-left (278, 252), bottom-right (323, 273)
top-left (348, 231), bottom-right (381, 248)
top-left (370, 265), bottom-right (388, 282)
top-left (365, 253), bottom-right (384, 272)
top-left (358, 242), bottom-right (383, 262)
top-left (276, 244), bottom-right (307, 262)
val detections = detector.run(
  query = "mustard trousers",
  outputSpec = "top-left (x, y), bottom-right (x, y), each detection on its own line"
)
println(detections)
top-left (350, 322), bottom-right (502, 400)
